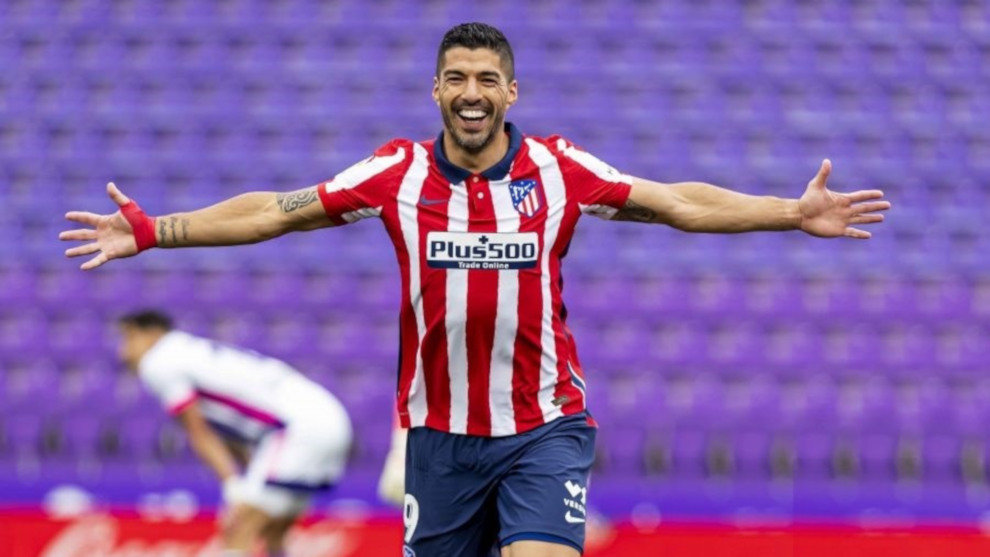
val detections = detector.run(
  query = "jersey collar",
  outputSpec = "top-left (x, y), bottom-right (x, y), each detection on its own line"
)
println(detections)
top-left (434, 121), bottom-right (522, 184)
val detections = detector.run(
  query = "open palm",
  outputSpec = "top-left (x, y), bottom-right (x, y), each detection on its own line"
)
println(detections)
top-left (798, 160), bottom-right (891, 239)
top-left (60, 182), bottom-right (139, 269)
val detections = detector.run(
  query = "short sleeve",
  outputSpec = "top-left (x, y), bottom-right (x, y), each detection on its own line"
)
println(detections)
top-left (549, 136), bottom-right (633, 220)
top-left (140, 360), bottom-right (197, 416)
top-left (317, 139), bottom-right (411, 226)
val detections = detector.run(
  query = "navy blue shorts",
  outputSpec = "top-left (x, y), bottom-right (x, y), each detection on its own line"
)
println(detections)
top-left (402, 413), bottom-right (596, 556)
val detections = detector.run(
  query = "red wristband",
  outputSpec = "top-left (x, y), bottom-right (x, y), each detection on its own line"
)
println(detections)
top-left (120, 200), bottom-right (158, 252)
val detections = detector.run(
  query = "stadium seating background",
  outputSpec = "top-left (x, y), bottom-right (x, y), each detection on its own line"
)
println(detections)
top-left (2, 0), bottom-right (988, 525)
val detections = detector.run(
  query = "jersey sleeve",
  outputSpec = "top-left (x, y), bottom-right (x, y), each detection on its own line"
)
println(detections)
top-left (548, 136), bottom-right (633, 220)
top-left (316, 139), bottom-right (411, 226)
top-left (139, 359), bottom-right (197, 416)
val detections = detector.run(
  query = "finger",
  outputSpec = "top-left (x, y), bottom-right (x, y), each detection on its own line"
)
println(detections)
top-left (59, 229), bottom-right (97, 241)
top-left (80, 253), bottom-right (108, 271)
top-left (107, 182), bottom-right (131, 207)
top-left (852, 201), bottom-right (891, 214)
top-left (850, 214), bottom-right (884, 225)
top-left (65, 211), bottom-right (101, 226)
top-left (846, 189), bottom-right (885, 202)
top-left (844, 227), bottom-right (871, 239)
top-left (65, 243), bottom-right (101, 257)
top-left (810, 159), bottom-right (831, 190)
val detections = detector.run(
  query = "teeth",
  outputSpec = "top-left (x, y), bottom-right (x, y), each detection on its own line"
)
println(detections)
top-left (459, 109), bottom-right (486, 119)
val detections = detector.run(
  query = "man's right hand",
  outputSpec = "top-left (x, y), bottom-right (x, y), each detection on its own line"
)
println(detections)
top-left (60, 182), bottom-right (154, 270)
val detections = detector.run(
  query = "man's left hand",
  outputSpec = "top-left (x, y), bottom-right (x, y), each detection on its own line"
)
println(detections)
top-left (798, 159), bottom-right (891, 239)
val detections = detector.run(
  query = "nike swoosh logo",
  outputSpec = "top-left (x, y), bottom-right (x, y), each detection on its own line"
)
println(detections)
top-left (419, 196), bottom-right (446, 206)
top-left (564, 512), bottom-right (585, 524)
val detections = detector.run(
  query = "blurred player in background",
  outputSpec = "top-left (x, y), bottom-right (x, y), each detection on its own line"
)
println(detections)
top-left (377, 411), bottom-right (407, 508)
top-left (117, 310), bottom-right (352, 557)
top-left (65, 22), bottom-right (889, 557)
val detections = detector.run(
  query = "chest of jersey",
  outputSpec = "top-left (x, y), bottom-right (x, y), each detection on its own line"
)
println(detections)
top-left (398, 163), bottom-right (573, 266)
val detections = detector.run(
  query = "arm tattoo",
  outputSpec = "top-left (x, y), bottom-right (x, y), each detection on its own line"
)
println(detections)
top-left (613, 199), bottom-right (658, 223)
top-left (157, 218), bottom-right (166, 245)
top-left (276, 189), bottom-right (319, 213)
top-left (156, 216), bottom-right (189, 247)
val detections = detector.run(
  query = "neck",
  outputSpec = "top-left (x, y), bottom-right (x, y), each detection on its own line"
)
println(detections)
top-left (134, 330), bottom-right (168, 367)
top-left (442, 125), bottom-right (510, 174)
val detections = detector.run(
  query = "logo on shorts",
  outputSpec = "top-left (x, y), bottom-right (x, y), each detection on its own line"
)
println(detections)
top-left (403, 545), bottom-right (416, 557)
top-left (565, 511), bottom-right (585, 524)
top-left (563, 480), bottom-right (587, 524)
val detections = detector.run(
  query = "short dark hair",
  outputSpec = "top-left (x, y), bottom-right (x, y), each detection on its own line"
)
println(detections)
top-left (436, 22), bottom-right (515, 81)
top-left (118, 309), bottom-right (174, 331)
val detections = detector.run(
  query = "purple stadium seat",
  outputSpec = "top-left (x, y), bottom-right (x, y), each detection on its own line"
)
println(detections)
top-left (6, 415), bottom-right (43, 458)
top-left (923, 435), bottom-right (962, 483)
top-left (603, 429), bottom-right (646, 476)
top-left (0, 266), bottom-right (36, 311)
top-left (733, 431), bottom-right (773, 479)
top-left (795, 432), bottom-right (833, 480)
top-left (670, 429), bottom-right (707, 479)
top-left (856, 433), bottom-right (898, 480)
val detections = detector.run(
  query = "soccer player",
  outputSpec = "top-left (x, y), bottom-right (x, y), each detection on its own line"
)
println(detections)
top-left (62, 22), bottom-right (890, 557)
top-left (116, 310), bottom-right (352, 557)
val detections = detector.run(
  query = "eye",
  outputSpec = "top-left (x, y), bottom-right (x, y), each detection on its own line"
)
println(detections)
top-left (482, 78), bottom-right (499, 86)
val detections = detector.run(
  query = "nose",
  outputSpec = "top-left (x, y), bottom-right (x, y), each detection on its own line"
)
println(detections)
top-left (461, 77), bottom-right (482, 102)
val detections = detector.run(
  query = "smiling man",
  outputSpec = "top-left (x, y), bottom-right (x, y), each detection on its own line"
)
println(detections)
top-left (61, 22), bottom-right (890, 557)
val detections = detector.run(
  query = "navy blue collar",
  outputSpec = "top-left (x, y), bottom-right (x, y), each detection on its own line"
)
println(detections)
top-left (433, 122), bottom-right (523, 184)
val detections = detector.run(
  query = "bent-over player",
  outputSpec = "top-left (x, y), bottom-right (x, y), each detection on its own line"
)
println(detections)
top-left (117, 310), bottom-right (352, 557)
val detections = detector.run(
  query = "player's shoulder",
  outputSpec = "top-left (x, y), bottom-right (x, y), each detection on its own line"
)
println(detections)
top-left (139, 331), bottom-right (200, 370)
top-left (331, 138), bottom-right (418, 188)
top-left (525, 133), bottom-right (631, 186)
top-left (372, 138), bottom-right (418, 158)
top-left (522, 133), bottom-right (580, 153)
top-left (137, 332), bottom-right (184, 381)
top-left (361, 138), bottom-right (422, 178)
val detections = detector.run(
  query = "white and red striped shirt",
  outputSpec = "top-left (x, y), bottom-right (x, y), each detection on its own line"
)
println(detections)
top-left (317, 123), bottom-right (632, 437)
top-left (139, 331), bottom-right (347, 444)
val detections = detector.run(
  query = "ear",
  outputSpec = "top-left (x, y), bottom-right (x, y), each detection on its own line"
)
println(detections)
top-left (506, 79), bottom-right (518, 108)
top-left (432, 76), bottom-right (441, 106)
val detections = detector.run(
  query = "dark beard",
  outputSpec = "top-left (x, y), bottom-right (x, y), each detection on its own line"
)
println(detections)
top-left (441, 106), bottom-right (504, 155)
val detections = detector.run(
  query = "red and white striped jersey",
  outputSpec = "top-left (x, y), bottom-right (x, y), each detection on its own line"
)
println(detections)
top-left (317, 123), bottom-right (632, 437)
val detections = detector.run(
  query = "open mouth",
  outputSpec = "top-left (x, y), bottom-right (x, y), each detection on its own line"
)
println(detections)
top-left (456, 108), bottom-right (489, 132)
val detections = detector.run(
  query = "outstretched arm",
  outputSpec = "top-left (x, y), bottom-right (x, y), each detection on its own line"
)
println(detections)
top-left (614, 160), bottom-right (890, 239)
top-left (60, 182), bottom-right (330, 269)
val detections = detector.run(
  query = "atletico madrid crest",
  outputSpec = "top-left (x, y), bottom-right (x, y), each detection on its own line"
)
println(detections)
top-left (509, 179), bottom-right (544, 218)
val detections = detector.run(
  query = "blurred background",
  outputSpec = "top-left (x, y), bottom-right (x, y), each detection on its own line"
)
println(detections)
top-left (1, 0), bottom-right (988, 554)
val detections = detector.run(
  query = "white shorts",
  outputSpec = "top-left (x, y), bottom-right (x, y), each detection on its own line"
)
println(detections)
top-left (238, 378), bottom-right (352, 517)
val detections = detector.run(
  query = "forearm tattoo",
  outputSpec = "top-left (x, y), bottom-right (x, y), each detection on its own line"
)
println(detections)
top-left (276, 189), bottom-right (319, 213)
top-left (613, 199), bottom-right (658, 223)
top-left (157, 216), bottom-right (190, 247)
